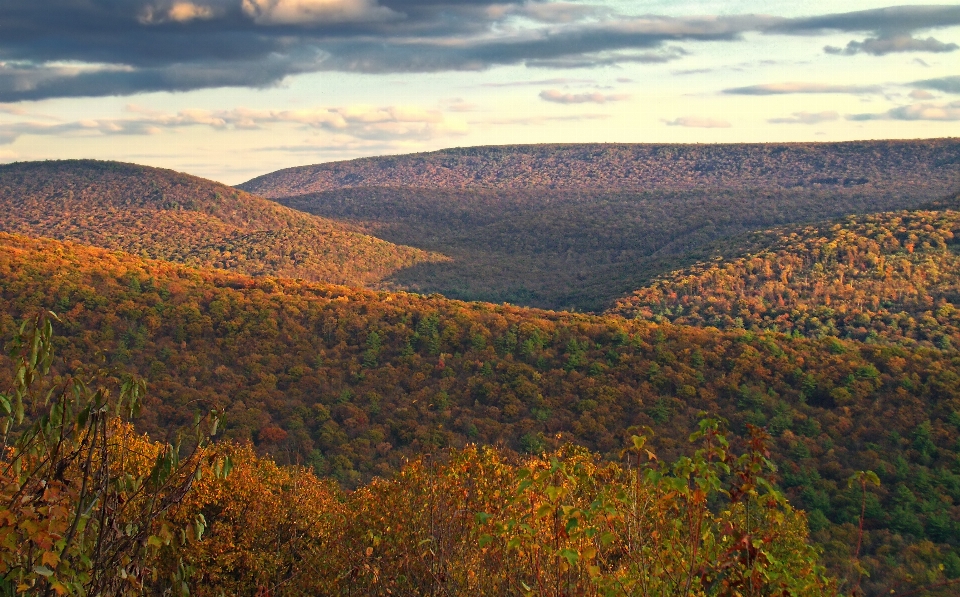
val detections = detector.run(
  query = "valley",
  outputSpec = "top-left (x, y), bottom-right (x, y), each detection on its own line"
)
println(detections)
top-left (246, 140), bottom-right (960, 311)
top-left (2, 141), bottom-right (960, 595)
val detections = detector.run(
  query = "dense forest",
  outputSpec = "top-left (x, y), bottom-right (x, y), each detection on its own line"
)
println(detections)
top-left (610, 199), bottom-right (960, 348)
top-left (2, 322), bottom-right (831, 595)
top-left (240, 140), bottom-right (960, 196)
top-left (3, 144), bottom-right (960, 595)
top-left (253, 141), bottom-right (960, 311)
top-left (1, 231), bottom-right (959, 594)
top-left (0, 160), bottom-right (440, 287)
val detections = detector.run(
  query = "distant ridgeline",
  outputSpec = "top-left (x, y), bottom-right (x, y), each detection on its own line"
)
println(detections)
top-left (240, 140), bottom-right (960, 311)
top-left (240, 140), bottom-right (960, 195)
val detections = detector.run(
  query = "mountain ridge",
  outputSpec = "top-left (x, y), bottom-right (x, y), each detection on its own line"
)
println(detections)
top-left (239, 139), bottom-right (960, 196)
top-left (0, 159), bottom-right (443, 287)
top-left (245, 140), bottom-right (960, 311)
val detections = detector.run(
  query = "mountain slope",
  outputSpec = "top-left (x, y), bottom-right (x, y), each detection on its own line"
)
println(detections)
top-left (0, 231), bottom-right (958, 595)
top-left (240, 139), bottom-right (960, 195)
top-left (609, 201), bottom-right (960, 350)
top-left (0, 160), bottom-right (441, 286)
top-left (245, 140), bottom-right (960, 311)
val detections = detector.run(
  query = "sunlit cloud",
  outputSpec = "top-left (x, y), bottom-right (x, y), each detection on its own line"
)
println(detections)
top-left (848, 101), bottom-right (960, 122)
top-left (0, 104), bottom-right (469, 145)
top-left (539, 89), bottom-right (630, 104)
top-left (768, 111), bottom-right (839, 125)
top-left (724, 82), bottom-right (883, 95)
top-left (241, 0), bottom-right (400, 25)
top-left (664, 116), bottom-right (731, 128)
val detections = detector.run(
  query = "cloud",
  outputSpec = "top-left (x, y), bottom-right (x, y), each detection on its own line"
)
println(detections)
top-left (664, 116), bottom-right (731, 128)
top-left (723, 82), bottom-right (882, 95)
top-left (439, 98), bottom-right (476, 112)
top-left (476, 113), bottom-right (610, 126)
top-left (240, 0), bottom-right (400, 25)
top-left (768, 111), bottom-right (839, 125)
top-left (539, 89), bottom-right (629, 104)
top-left (0, 103), bottom-right (469, 144)
top-left (2, 3), bottom-right (960, 100)
top-left (824, 35), bottom-right (958, 56)
top-left (0, 5), bottom-right (777, 100)
top-left (481, 77), bottom-right (595, 88)
top-left (848, 100), bottom-right (960, 122)
top-left (909, 89), bottom-right (935, 100)
top-left (525, 47), bottom-right (687, 69)
top-left (912, 75), bottom-right (960, 94)
top-left (772, 6), bottom-right (960, 35)
top-left (518, 2), bottom-right (605, 24)
top-left (140, 2), bottom-right (217, 24)
top-left (0, 104), bottom-right (27, 116)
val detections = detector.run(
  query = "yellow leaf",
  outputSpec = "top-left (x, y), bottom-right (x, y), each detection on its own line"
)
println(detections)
top-left (41, 551), bottom-right (60, 567)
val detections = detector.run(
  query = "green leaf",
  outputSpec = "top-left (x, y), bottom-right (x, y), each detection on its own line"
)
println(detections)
top-left (558, 548), bottom-right (578, 566)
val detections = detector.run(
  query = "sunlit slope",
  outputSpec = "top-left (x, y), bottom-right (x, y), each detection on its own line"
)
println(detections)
top-left (240, 139), bottom-right (960, 195)
top-left (248, 140), bottom-right (960, 311)
top-left (0, 232), bottom-right (958, 594)
top-left (0, 160), bottom-right (441, 286)
top-left (610, 202), bottom-right (960, 349)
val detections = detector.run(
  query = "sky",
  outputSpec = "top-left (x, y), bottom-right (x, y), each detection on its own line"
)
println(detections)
top-left (1, 1), bottom-right (959, 184)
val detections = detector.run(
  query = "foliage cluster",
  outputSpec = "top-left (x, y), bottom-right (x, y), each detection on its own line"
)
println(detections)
top-left (1, 233), bottom-right (959, 594)
top-left (0, 313), bottom-right (225, 595)
top-left (0, 160), bottom-right (439, 288)
top-left (2, 324), bottom-right (835, 595)
top-left (610, 208), bottom-right (960, 348)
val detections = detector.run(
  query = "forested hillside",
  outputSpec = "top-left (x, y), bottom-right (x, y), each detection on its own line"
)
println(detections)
top-left (250, 141), bottom-right (960, 310)
top-left (610, 201), bottom-right (960, 350)
top-left (0, 160), bottom-right (440, 287)
top-left (1, 232), bottom-right (958, 594)
top-left (240, 140), bottom-right (960, 195)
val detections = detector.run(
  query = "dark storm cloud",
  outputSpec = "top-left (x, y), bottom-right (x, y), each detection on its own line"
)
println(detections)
top-left (2, 2), bottom-right (960, 101)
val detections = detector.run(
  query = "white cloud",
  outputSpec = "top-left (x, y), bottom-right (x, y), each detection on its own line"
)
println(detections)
top-left (482, 78), bottom-right (595, 88)
top-left (768, 111), bottom-right (839, 125)
top-left (724, 82), bottom-right (883, 95)
top-left (241, 0), bottom-right (400, 25)
top-left (476, 113), bottom-right (611, 126)
top-left (539, 89), bottom-right (630, 104)
top-left (440, 98), bottom-right (477, 112)
top-left (664, 116), bottom-right (731, 128)
top-left (0, 104), bottom-right (26, 116)
top-left (849, 101), bottom-right (960, 122)
top-left (909, 89), bottom-right (935, 100)
top-left (0, 104), bottom-right (469, 145)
